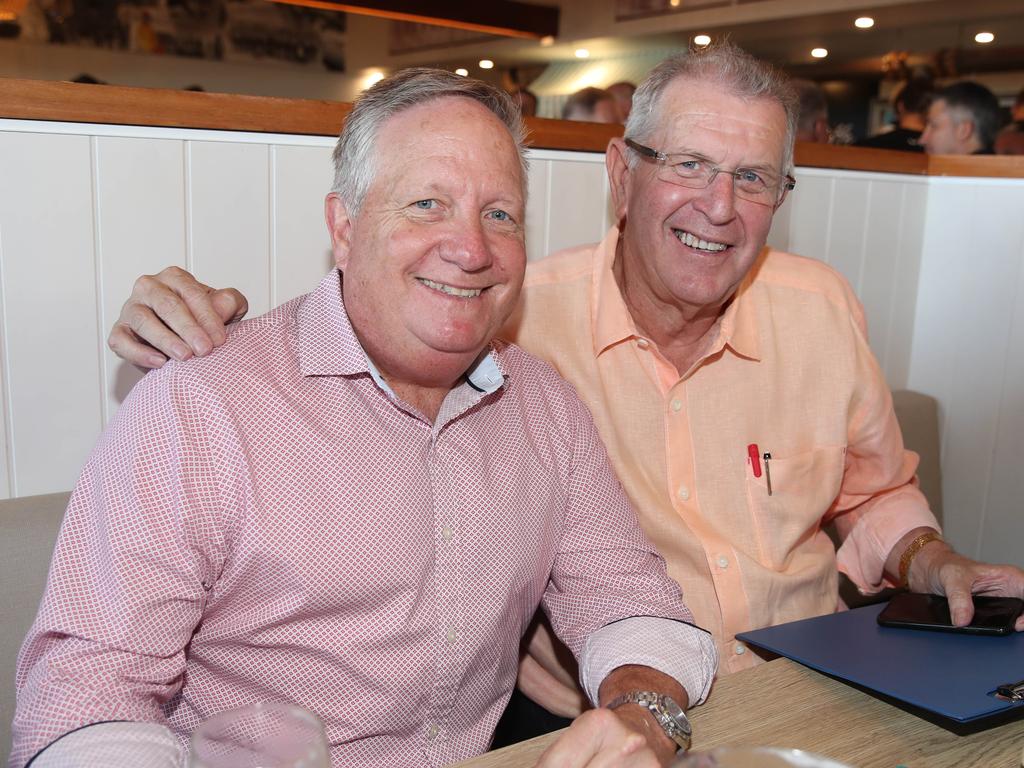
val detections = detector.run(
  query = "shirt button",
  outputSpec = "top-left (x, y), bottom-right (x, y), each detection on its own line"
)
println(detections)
top-left (717, 555), bottom-right (729, 569)
top-left (671, 399), bottom-right (682, 412)
top-left (677, 485), bottom-right (690, 501)
top-left (735, 643), bottom-right (746, 655)
top-left (441, 526), bottom-right (453, 541)
top-left (446, 628), bottom-right (458, 643)
top-left (636, 338), bottom-right (650, 349)
top-left (427, 723), bottom-right (439, 739)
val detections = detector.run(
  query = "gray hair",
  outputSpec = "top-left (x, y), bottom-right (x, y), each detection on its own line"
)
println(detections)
top-left (624, 42), bottom-right (800, 173)
top-left (936, 81), bottom-right (1001, 153)
top-left (331, 68), bottom-right (529, 214)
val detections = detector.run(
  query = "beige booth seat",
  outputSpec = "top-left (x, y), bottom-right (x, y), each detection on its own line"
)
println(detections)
top-left (0, 394), bottom-right (942, 757)
top-left (1, 492), bottom-right (69, 759)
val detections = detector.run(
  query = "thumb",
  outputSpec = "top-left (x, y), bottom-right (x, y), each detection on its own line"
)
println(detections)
top-left (210, 288), bottom-right (249, 324)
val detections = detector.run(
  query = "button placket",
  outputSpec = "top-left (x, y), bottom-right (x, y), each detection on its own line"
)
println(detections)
top-left (422, 441), bottom-right (463, 757)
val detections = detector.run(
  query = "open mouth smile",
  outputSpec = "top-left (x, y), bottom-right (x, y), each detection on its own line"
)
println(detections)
top-left (673, 228), bottom-right (729, 253)
top-left (417, 278), bottom-right (484, 298)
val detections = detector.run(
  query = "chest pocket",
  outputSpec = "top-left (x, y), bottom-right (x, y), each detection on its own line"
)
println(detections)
top-left (744, 446), bottom-right (846, 569)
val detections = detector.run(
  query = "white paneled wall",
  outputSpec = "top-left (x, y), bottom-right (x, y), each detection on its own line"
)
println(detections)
top-left (907, 179), bottom-right (1024, 566)
top-left (1, 118), bottom-right (1022, 567)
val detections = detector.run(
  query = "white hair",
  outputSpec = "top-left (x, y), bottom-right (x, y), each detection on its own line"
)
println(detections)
top-left (331, 68), bottom-right (529, 215)
top-left (625, 42), bottom-right (800, 173)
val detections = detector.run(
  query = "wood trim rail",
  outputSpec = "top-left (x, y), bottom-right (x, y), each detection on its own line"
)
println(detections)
top-left (2, 78), bottom-right (1023, 177)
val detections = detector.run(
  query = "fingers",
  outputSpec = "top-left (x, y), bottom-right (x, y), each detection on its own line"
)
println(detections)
top-left (934, 558), bottom-right (1024, 627)
top-left (108, 268), bottom-right (246, 367)
top-left (535, 709), bottom-right (656, 768)
top-left (211, 288), bottom-right (249, 324)
top-left (944, 584), bottom-right (975, 627)
top-left (107, 323), bottom-right (169, 369)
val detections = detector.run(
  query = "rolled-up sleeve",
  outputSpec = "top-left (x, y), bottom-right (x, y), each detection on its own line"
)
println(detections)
top-left (11, 372), bottom-right (239, 768)
top-left (579, 617), bottom-right (716, 706)
top-left (827, 301), bottom-right (940, 594)
top-left (540, 388), bottom-right (716, 702)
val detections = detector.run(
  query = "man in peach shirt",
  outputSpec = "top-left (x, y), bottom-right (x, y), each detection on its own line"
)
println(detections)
top-left (107, 44), bottom-right (1024, 736)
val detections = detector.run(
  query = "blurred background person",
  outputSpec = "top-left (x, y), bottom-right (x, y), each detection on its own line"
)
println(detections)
top-left (995, 88), bottom-right (1024, 155)
top-left (792, 79), bottom-right (830, 143)
top-left (607, 80), bottom-right (636, 122)
top-left (857, 78), bottom-right (933, 152)
top-left (921, 81), bottom-right (1000, 155)
top-left (561, 86), bottom-right (618, 123)
top-left (510, 87), bottom-right (538, 118)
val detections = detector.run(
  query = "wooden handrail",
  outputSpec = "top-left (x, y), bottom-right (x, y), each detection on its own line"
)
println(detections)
top-left (2, 77), bottom-right (1023, 177)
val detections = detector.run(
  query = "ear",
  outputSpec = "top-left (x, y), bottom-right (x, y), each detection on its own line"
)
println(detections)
top-left (325, 193), bottom-right (354, 270)
top-left (606, 137), bottom-right (633, 224)
top-left (814, 118), bottom-right (830, 144)
top-left (954, 119), bottom-right (974, 144)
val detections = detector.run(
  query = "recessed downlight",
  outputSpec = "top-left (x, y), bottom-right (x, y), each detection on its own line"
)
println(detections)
top-left (693, 34), bottom-right (711, 47)
top-left (575, 48), bottom-right (590, 58)
top-left (455, 68), bottom-right (469, 77)
top-left (854, 17), bottom-right (874, 29)
top-left (479, 59), bottom-right (494, 70)
top-left (811, 47), bottom-right (828, 59)
top-left (975, 31), bottom-right (995, 44)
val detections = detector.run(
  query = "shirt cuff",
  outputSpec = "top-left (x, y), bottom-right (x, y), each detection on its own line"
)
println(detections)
top-left (578, 616), bottom-right (718, 708)
top-left (836, 487), bottom-right (940, 593)
top-left (30, 722), bottom-right (183, 768)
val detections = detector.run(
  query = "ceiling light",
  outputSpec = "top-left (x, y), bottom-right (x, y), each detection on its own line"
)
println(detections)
top-left (854, 17), bottom-right (874, 29)
top-left (975, 31), bottom-right (995, 44)
top-left (575, 48), bottom-right (590, 58)
top-left (669, 0), bottom-right (680, 6)
top-left (361, 71), bottom-right (385, 90)
top-left (478, 59), bottom-right (494, 70)
top-left (455, 68), bottom-right (469, 77)
top-left (693, 34), bottom-right (711, 47)
top-left (811, 48), bottom-right (828, 59)
top-left (540, 35), bottom-right (555, 47)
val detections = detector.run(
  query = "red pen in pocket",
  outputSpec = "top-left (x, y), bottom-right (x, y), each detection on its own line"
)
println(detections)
top-left (747, 443), bottom-right (762, 478)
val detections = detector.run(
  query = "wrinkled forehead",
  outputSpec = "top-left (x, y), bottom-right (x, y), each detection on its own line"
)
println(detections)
top-left (373, 96), bottom-right (526, 195)
top-left (651, 78), bottom-right (788, 167)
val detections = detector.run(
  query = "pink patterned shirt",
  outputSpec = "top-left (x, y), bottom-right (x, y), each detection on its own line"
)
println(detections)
top-left (13, 271), bottom-right (714, 768)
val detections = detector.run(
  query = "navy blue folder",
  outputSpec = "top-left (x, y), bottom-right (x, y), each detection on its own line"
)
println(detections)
top-left (736, 603), bottom-right (1024, 723)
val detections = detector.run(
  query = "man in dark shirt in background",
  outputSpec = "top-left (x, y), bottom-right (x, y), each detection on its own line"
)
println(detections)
top-left (857, 78), bottom-right (933, 152)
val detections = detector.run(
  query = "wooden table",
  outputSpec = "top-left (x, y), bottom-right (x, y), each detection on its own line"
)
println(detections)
top-left (454, 659), bottom-right (1024, 767)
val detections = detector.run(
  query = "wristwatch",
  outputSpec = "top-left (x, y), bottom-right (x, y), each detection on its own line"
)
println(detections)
top-left (607, 690), bottom-right (692, 752)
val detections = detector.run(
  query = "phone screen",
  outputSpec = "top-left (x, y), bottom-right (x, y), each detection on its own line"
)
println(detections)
top-left (877, 593), bottom-right (1024, 636)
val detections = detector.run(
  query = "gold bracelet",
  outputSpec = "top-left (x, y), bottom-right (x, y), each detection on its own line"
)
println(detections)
top-left (898, 531), bottom-right (943, 587)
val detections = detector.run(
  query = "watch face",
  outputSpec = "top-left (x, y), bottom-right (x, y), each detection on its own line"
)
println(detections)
top-left (661, 695), bottom-right (691, 736)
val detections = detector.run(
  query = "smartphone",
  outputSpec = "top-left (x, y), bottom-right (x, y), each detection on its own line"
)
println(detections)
top-left (877, 592), bottom-right (1024, 636)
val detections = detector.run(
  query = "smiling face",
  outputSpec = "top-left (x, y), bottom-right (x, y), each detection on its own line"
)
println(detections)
top-left (328, 96), bottom-right (526, 390)
top-left (610, 77), bottom-right (788, 331)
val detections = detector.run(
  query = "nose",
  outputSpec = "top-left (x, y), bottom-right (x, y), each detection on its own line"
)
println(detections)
top-left (441, 217), bottom-right (494, 272)
top-left (691, 170), bottom-right (737, 224)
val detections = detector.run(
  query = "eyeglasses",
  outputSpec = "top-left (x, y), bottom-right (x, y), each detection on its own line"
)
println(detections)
top-left (625, 138), bottom-right (796, 207)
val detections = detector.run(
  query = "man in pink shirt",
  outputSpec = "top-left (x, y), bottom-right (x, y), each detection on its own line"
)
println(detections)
top-left (12, 70), bottom-right (717, 768)
top-left (104, 45), bottom-right (1024, 738)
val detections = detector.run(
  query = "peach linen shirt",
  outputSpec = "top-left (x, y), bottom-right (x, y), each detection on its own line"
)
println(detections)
top-left (503, 228), bottom-right (940, 676)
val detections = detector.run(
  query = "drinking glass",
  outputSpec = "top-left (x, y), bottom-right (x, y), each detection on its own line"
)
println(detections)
top-left (189, 702), bottom-right (330, 768)
top-left (671, 746), bottom-right (852, 768)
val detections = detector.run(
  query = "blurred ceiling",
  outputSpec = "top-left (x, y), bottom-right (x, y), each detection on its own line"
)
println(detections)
top-left (386, 0), bottom-right (1024, 84)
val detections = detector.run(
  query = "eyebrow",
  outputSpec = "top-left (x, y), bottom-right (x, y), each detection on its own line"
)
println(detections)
top-left (667, 149), bottom-right (779, 174)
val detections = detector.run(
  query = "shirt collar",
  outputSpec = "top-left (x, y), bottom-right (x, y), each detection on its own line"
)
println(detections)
top-left (591, 228), bottom-right (763, 362)
top-left (296, 269), bottom-right (506, 393)
top-left (592, 227), bottom-right (643, 357)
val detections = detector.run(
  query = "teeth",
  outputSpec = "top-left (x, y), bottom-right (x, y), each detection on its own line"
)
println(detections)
top-left (675, 230), bottom-right (727, 252)
top-left (418, 278), bottom-right (482, 298)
